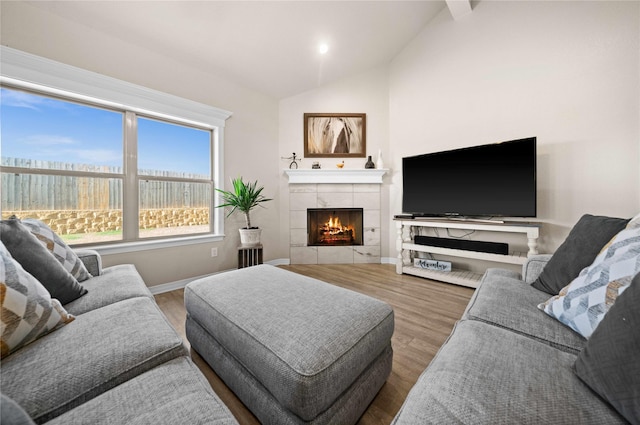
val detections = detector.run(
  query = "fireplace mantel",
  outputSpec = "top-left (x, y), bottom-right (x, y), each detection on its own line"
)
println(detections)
top-left (284, 169), bottom-right (387, 184)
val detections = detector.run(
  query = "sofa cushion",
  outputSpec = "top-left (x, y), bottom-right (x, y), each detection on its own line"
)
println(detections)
top-left (45, 357), bottom-right (238, 425)
top-left (0, 394), bottom-right (35, 425)
top-left (21, 218), bottom-right (92, 282)
top-left (464, 269), bottom-right (586, 353)
top-left (538, 220), bottom-right (640, 338)
top-left (63, 264), bottom-right (153, 316)
top-left (574, 272), bottom-right (640, 424)
top-left (0, 297), bottom-right (186, 423)
top-left (391, 320), bottom-right (626, 425)
top-left (531, 214), bottom-right (630, 295)
top-left (0, 242), bottom-right (74, 359)
top-left (0, 218), bottom-right (87, 304)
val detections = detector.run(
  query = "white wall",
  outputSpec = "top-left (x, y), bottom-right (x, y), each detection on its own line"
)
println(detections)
top-left (2, 1), bottom-right (639, 282)
top-left (389, 0), bottom-right (640, 255)
top-left (278, 66), bottom-right (391, 257)
top-left (0, 1), bottom-right (283, 287)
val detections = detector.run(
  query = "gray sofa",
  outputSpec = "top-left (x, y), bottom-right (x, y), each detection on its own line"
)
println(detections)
top-left (391, 254), bottom-right (631, 424)
top-left (1, 250), bottom-right (238, 425)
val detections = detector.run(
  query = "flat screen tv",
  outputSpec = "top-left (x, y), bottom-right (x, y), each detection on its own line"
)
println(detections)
top-left (402, 137), bottom-right (537, 218)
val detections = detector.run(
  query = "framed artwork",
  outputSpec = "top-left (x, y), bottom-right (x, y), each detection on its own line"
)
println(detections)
top-left (304, 113), bottom-right (366, 158)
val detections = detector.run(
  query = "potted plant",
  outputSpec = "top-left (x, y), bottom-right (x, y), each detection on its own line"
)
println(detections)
top-left (216, 177), bottom-right (272, 247)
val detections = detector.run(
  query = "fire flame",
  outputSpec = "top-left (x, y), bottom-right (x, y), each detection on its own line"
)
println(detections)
top-left (322, 216), bottom-right (355, 237)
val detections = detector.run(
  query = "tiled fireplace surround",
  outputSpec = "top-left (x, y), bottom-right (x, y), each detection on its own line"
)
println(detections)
top-left (288, 173), bottom-right (383, 264)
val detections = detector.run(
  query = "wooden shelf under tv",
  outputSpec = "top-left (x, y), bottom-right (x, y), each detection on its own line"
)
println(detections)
top-left (395, 218), bottom-right (540, 288)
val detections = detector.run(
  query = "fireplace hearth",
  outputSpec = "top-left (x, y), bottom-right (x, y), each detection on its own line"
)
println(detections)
top-left (307, 208), bottom-right (363, 246)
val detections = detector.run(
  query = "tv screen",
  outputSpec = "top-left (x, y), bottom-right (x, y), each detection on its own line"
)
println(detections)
top-left (402, 137), bottom-right (537, 218)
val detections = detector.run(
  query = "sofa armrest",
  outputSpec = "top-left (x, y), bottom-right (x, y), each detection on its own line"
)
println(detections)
top-left (74, 249), bottom-right (103, 277)
top-left (522, 254), bottom-right (553, 284)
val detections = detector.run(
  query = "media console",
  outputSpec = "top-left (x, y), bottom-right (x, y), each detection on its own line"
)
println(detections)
top-left (395, 218), bottom-right (540, 288)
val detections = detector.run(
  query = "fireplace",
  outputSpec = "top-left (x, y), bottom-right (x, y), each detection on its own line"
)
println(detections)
top-left (307, 208), bottom-right (363, 246)
top-left (287, 171), bottom-right (385, 264)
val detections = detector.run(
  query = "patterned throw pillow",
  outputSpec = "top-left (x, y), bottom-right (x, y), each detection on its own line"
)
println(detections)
top-left (1, 242), bottom-right (75, 359)
top-left (21, 218), bottom-right (92, 282)
top-left (538, 213), bottom-right (640, 338)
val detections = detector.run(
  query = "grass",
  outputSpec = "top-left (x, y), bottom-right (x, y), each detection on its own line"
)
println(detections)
top-left (60, 230), bottom-right (123, 244)
top-left (60, 225), bottom-right (209, 245)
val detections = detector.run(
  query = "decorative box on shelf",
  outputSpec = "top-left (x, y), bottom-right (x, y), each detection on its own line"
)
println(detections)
top-left (413, 258), bottom-right (452, 272)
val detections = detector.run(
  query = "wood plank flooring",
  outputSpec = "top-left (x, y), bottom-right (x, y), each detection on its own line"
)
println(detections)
top-left (154, 264), bottom-right (474, 425)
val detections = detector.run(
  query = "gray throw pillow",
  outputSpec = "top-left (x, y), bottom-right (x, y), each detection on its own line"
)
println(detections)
top-left (573, 272), bottom-right (640, 424)
top-left (0, 218), bottom-right (87, 304)
top-left (531, 214), bottom-right (629, 294)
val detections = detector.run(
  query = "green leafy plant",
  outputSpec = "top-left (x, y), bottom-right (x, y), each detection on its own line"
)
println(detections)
top-left (216, 177), bottom-right (272, 229)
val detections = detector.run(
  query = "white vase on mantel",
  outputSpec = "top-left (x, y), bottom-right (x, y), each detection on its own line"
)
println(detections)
top-left (376, 149), bottom-right (384, 169)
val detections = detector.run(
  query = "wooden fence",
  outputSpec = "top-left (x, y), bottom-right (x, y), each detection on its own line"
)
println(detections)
top-left (1, 158), bottom-right (210, 211)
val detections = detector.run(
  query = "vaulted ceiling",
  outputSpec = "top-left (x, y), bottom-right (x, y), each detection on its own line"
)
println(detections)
top-left (24, 1), bottom-right (455, 99)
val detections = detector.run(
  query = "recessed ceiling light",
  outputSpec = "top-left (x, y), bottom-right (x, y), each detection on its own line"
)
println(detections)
top-left (318, 43), bottom-right (329, 55)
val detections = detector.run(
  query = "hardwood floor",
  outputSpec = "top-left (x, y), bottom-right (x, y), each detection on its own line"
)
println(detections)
top-left (154, 264), bottom-right (474, 425)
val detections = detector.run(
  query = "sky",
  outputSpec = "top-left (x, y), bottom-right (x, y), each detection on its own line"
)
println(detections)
top-left (0, 87), bottom-right (211, 178)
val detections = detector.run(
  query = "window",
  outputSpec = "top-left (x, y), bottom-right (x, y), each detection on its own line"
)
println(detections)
top-left (1, 87), bottom-right (126, 244)
top-left (137, 117), bottom-right (212, 239)
top-left (0, 46), bottom-right (232, 251)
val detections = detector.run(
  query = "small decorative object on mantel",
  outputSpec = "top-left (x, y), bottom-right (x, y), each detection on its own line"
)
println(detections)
top-left (336, 161), bottom-right (345, 169)
top-left (376, 149), bottom-right (384, 170)
top-left (365, 155), bottom-right (375, 169)
top-left (312, 161), bottom-right (321, 169)
top-left (281, 152), bottom-right (300, 169)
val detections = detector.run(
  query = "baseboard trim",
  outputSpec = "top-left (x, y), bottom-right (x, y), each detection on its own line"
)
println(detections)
top-left (149, 258), bottom-right (291, 295)
top-left (148, 270), bottom-right (229, 295)
top-left (266, 258), bottom-right (290, 266)
top-left (150, 257), bottom-right (393, 295)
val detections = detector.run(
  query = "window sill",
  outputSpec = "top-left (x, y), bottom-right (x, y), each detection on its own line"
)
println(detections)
top-left (82, 233), bottom-right (224, 256)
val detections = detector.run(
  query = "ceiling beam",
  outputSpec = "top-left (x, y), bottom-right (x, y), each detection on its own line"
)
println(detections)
top-left (446, 0), bottom-right (472, 20)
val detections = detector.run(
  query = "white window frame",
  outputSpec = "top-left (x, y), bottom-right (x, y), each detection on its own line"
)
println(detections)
top-left (0, 46), bottom-right (232, 255)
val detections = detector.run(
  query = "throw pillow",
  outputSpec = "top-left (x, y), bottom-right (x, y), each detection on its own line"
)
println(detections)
top-left (573, 272), bottom-right (640, 424)
top-left (532, 214), bottom-right (630, 295)
top-left (538, 216), bottom-right (640, 338)
top-left (0, 218), bottom-right (87, 305)
top-left (0, 242), bottom-right (75, 359)
top-left (21, 217), bottom-right (92, 282)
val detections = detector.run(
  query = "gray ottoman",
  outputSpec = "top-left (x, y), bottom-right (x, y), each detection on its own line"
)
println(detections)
top-left (185, 265), bottom-right (394, 425)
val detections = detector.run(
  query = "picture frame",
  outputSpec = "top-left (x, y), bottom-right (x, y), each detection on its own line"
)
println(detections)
top-left (303, 113), bottom-right (366, 158)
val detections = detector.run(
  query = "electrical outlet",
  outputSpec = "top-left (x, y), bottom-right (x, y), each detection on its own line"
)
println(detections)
top-left (211, 247), bottom-right (218, 257)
